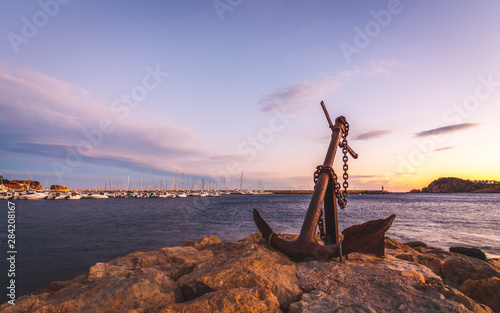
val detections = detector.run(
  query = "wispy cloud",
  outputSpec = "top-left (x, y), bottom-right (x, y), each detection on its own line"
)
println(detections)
top-left (0, 65), bottom-right (227, 177)
top-left (257, 60), bottom-right (399, 114)
top-left (415, 123), bottom-right (479, 137)
top-left (432, 146), bottom-right (454, 152)
top-left (355, 130), bottom-right (391, 141)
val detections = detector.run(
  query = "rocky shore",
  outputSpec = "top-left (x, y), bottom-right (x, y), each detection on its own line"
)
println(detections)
top-left (2, 234), bottom-right (499, 312)
top-left (411, 177), bottom-right (500, 193)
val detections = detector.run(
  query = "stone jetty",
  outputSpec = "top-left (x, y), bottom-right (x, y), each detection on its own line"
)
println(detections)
top-left (2, 234), bottom-right (499, 312)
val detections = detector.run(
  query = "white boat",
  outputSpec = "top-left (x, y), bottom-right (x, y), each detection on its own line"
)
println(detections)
top-left (0, 192), bottom-right (14, 200)
top-left (124, 192), bottom-right (138, 198)
top-left (54, 192), bottom-right (69, 200)
top-left (200, 191), bottom-right (209, 197)
top-left (230, 190), bottom-right (246, 195)
top-left (177, 192), bottom-right (187, 198)
top-left (68, 192), bottom-right (82, 200)
top-left (88, 193), bottom-right (109, 199)
top-left (159, 192), bottom-right (174, 198)
top-left (23, 191), bottom-right (48, 200)
top-left (250, 179), bottom-right (273, 195)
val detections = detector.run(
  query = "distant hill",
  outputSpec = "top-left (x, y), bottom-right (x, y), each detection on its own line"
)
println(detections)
top-left (410, 177), bottom-right (500, 193)
top-left (50, 185), bottom-right (69, 192)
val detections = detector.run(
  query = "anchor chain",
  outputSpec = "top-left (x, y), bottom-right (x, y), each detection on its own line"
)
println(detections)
top-left (313, 120), bottom-right (350, 210)
top-left (313, 118), bottom-right (351, 243)
top-left (338, 119), bottom-right (350, 209)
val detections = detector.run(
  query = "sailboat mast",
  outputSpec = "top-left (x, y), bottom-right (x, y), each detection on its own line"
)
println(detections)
top-left (240, 171), bottom-right (243, 190)
top-left (174, 170), bottom-right (178, 191)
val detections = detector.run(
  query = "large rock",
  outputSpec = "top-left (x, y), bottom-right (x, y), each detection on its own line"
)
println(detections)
top-left (442, 254), bottom-right (500, 287)
top-left (1, 234), bottom-right (496, 313)
top-left (450, 247), bottom-right (487, 260)
top-left (183, 235), bottom-right (222, 249)
top-left (161, 287), bottom-right (281, 313)
top-left (3, 273), bottom-right (181, 312)
top-left (394, 252), bottom-right (444, 277)
top-left (460, 277), bottom-right (500, 313)
top-left (291, 254), bottom-right (459, 312)
top-left (488, 259), bottom-right (500, 271)
top-left (176, 240), bottom-right (302, 309)
top-left (384, 236), bottom-right (417, 253)
top-left (439, 285), bottom-right (493, 313)
top-left (1, 245), bottom-right (213, 313)
top-left (385, 237), bottom-right (443, 276)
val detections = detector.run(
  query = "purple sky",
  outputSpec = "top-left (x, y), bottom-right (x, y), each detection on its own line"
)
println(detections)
top-left (1, 0), bottom-right (499, 191)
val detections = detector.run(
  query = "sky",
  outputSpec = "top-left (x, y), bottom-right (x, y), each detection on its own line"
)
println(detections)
top-left (0, 0), bottom-right (499, 192)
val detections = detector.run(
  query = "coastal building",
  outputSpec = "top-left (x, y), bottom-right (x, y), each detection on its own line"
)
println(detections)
top-left (0, 183), bottom-right (24, 191)
top-left (474, 180), bottom-right (498, 184)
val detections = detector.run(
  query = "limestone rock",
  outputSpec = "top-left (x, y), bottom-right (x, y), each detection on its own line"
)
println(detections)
top-left (450, 247), bottom-right (487, 260)
top-left (394, 252), bottom-right (444, 277)
top-left (176, 241), bottom-right (302, 309)
top-left (439, 285), bottom-right (493, 313)
top-left (1, 245), bottom-right (213, 313)
top-left (184, 235), bottom-right (222, 249)
top-left (85, 246), bottom-right (213, 282)
top-left (384, 236), bottom-right (417, 253)
top-left (405, 241), bottom-right (427, 248)
top-left (488, 259), bottom-right (500, 271)
top-left (442, 254), bottom-right (500, 287)
top-left (1, 234), bottom-right (496, 313)
top-left (291, 257), bottom-right (467, 313)
top-left (161, 287), bottom-right (281, 313)
top-left (460, 277), bottom-right (500, 313)
top-left (3, 273), bottom-right (181, 313)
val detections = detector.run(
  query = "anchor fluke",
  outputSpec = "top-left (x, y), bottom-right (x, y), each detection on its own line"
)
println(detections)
top-left (254, 208), bottom-right (396, 261)
top-left (253, 208), bottom-right (274, 242)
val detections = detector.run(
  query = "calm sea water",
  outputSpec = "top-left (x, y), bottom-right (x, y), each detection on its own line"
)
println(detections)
top-left (1, 193), bottom-right (499, 303)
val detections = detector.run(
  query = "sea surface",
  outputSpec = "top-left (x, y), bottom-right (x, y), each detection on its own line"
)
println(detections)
top-left (1, 193), bottom-right (499, 303)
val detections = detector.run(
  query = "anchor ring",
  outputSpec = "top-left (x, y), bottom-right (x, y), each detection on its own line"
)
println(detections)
top-left (268, 232), bottom-right (276, 248)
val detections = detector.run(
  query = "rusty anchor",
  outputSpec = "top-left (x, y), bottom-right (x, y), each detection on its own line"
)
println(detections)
top-left (253, 101), bottom-right (395, 262)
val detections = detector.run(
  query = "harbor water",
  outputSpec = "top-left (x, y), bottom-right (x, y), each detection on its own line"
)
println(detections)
top-left (1, 193), bottom-right (499, 303)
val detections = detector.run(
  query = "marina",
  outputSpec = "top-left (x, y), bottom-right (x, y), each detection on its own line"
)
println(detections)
top-left (0, 188), bottom-right (274, 200)
top-left (0, 170), bottom-right (280, 200)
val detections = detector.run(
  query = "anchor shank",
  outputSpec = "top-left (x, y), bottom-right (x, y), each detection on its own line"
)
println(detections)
top-left (298, 118), bottom-right (344, 242)
top-left (324, 180), bottom-right (339, 244)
